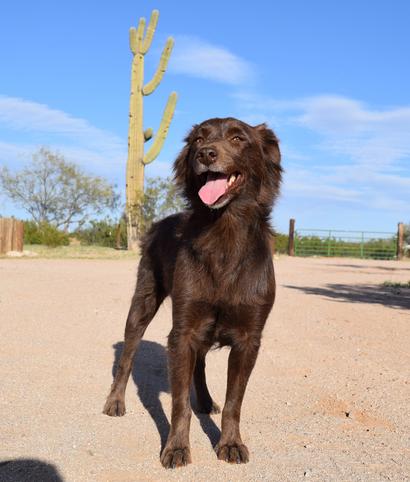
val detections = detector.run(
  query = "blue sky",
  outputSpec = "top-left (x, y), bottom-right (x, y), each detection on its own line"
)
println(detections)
top-left (0, 0), bottom-right (409, 233)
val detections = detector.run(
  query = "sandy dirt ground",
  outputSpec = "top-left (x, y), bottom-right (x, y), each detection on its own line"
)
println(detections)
top-left (0, 256), bottom-right (409, 481)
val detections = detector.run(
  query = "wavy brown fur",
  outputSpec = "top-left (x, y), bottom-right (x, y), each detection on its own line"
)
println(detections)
top-left (103, 117), bottom-right (282, 468)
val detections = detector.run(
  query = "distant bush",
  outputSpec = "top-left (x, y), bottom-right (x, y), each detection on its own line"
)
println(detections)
top-left (273, 232), bottom-right (289, 254)
top-left (138, 177), bottom-right (185, 235)
top-left (294, 235), bottom-right (396, 259)
top-left (383, 280), bottom-right (410, 288)
top-left (75, 218), bottom-right (127, 248)
top-left (24, 221), bottom-right (70, 247)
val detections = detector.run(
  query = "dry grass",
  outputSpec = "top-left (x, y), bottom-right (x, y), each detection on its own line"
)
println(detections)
top-left (383, 280), bottom-right (410, 288)
top-left (1, 244), bottom-right (139, 260)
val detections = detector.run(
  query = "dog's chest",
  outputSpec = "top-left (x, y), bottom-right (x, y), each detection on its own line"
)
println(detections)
top-left (197, 251), bottom-right (273, 306)
top-left (201, 248), bottom-right (244, 281)
top-left (174, 229), bottom-right (275, 305)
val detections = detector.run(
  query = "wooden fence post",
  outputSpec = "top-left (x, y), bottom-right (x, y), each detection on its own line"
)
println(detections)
top-left (15, 219), bottom-right (24, 252)
top-left (0, 218), bottom-right (24, 254)
top-left (397, 222), bottom-right (404, 260)
top-left (270, 234), bottom-right (276, 256)
top-left (288, 218), bottom-right (295, 256)
top-left (115, 222), bottom-right (122, 250)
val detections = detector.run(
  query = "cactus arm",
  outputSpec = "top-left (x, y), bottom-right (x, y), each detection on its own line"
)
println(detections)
top-left (143, 92), bottom-right (177, 165)
top-left (132, 17), bottom-right (146, 53)
top-left (129, 27), bottom-right (138, 54)
top-left (144, 128), bottom-right (153, 142)
top-left (142, 37), bottom-right (174, 96)
top-left (141, 10), bottom-right (159, 54)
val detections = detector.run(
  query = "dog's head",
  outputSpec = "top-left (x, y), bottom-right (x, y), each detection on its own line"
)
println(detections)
top-left (174, 117), bottom-right (282, 212)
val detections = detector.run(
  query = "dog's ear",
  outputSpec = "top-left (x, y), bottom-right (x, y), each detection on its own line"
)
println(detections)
top-left (254, 123), bottom-right (282, 207)
top-left (173, 125), bottom-right (198, 189)
top-left (173, 144), bottom-right (190, 189)
top-left (254, 123), bottom-right (281, 165)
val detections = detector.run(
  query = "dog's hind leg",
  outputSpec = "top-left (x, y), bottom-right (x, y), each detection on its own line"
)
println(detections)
top-left (103, 258), bottom-right (165, 417)
top-left (194, 350), bottom-right (221, 414)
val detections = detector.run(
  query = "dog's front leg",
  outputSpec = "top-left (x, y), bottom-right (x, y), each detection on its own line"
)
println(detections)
top-left (160, 327), bottom-right (196, 469)
top-left (216, 337), bottom-right (261, 464)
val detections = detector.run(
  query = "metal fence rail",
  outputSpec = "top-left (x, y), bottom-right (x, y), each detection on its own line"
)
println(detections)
top-left (294, 228), bottom-right (397, 260)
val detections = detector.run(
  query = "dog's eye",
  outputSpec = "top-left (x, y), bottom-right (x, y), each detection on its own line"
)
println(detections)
top-left (195, 137), bottom-right (204, 145)
top-left (231, 135), bottom-right (243, 143)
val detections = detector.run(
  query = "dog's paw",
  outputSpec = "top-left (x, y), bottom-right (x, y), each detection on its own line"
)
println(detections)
top-left (160, 446), bottom-right (192, 469)
top-left (197, 400), bottom-right (221, 415)
top-left (103, 396), bottom-right (126, 417)
top-left (209, 401), bottom-right (221, 414)
top-left (216, 442), bottom-right (249, 464)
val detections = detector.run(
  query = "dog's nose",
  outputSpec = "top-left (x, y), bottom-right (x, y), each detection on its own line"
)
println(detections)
top-left (196, 147), bottom-right (218, 165)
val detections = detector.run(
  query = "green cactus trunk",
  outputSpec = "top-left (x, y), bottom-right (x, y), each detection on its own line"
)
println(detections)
top-left (126, 10), bottom-right (177, 251)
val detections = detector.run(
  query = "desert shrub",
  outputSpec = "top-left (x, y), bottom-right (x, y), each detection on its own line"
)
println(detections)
top-left (24, 221), bottom-right (70, 247)
top-left (75, 175), bottom-right (185, 248)
top-left (1, 148), bottom-right (119, 230)
top-left (293, 234), bottom-right (396, 259)
top-left (364, 238), bottom-right (396, 259)
top-left (75, 218), bottom-right (127, 248)
top-left (295, 235), bottom-right (328, 255)
top-left (273, 233), bottom-right (289, 254)
top-left (137, 177), bottom-right (185, 235)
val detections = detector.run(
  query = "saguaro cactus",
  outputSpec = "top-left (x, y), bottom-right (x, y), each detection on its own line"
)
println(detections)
top-left (126, 9), bottom-right (177, 250)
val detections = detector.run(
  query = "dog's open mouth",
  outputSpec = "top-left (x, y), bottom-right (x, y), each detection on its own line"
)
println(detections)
top-left (198, 171), bottom-right (242, 206)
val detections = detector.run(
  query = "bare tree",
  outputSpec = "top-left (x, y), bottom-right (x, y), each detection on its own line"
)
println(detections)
top-left (0, 147), bottom-right (119, 231)
top-left (138, 176), bottom-right (185, 234)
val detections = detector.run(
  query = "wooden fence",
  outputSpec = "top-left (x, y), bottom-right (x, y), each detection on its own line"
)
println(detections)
top-left (0, 218), bottom-right (24, 254)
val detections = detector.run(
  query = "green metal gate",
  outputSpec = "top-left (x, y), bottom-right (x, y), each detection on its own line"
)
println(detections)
top-left (294, 229), bottom-right (397, 260)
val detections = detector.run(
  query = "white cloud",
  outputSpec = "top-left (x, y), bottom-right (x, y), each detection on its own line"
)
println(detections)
top-left (233, 92), bottom-right (410, 214)
top-left (236, 93), bottom-right (410, 166)
top-left (0, 96), bottom-right (123, 147)
top-left (170, 36), bottom-right (254, 85)
top-left (0, 96), bottom-right (126, 176)
top-left (235, 92), bottom-right (410, 167)
top-left (0, 141), bottom-right (32, 163)
top-left (283, 164), bottom-right (361, 203)
top-left (292, 95), bottom-right (410, 169)
top-left (295, 95), bottom-right (410, 137)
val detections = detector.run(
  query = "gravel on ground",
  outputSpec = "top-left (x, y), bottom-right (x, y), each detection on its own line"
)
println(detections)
top-left (0, 256), bottom-right (409, 481)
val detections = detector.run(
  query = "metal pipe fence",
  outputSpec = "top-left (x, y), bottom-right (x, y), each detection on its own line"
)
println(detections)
top-left (294, 228), bottom-right (397, 260)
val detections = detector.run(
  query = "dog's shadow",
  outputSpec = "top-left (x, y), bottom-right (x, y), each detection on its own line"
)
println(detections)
top-left (111, 341), bottom-right (221, 451)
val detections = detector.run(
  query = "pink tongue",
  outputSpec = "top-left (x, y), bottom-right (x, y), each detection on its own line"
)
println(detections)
top-left (198, 175), bottom-right (228, 205)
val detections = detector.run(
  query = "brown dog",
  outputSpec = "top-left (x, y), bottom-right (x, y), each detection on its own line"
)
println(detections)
top-left (103, 117), bottom-right (282, 468)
